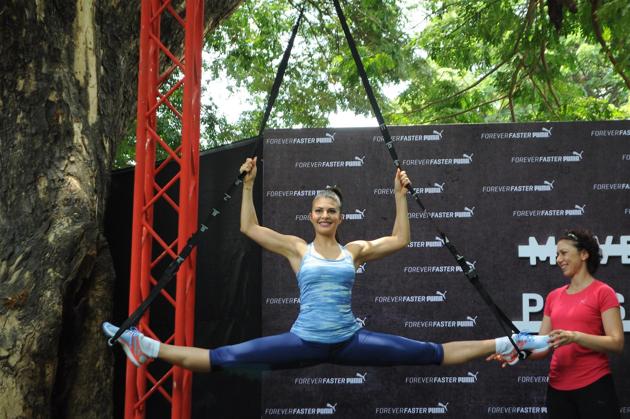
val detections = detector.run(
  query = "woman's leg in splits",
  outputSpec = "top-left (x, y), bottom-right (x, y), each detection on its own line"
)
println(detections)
top-left (103, 322), bottom-right (328, 372)
top-left (157, 343), bottom-right (212, 372)
top-left (441, 340), bottom-right (495, 365)
top-left (331, 329), bottom-right (549, 367)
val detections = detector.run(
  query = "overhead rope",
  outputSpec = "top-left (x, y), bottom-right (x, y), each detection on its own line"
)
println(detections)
top-left (109, 7), bottom-right (305, 346)
top-left (331, 0), bottom-right (528, 360)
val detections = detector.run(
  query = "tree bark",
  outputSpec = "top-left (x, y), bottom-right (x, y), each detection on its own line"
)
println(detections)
top-left (0, 1), bottom-right (242, 417)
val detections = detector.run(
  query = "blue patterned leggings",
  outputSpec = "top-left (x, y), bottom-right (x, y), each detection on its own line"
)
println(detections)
top-left (210, 329), bottom-right (443, 370)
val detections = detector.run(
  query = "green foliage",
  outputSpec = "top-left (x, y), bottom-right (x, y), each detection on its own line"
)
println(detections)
top-left (114, 0), bottom-right (629, 169)
top-left (203, 0), bottom-right (410, 131)
top-left (391, 0), bottom-right (630, 125)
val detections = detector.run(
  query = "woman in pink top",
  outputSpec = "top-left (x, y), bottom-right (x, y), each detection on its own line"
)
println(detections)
top-left (534, 229), bottom-right (624, 418)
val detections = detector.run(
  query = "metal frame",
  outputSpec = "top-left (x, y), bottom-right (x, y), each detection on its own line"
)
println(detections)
top-left (126, 1), bottom-right (203, 418)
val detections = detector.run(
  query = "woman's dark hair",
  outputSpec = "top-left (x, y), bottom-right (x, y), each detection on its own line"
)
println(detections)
top-left (314, 185), bottom-right (343, 211)
top-left (559, 229), bottom-right (602, 274)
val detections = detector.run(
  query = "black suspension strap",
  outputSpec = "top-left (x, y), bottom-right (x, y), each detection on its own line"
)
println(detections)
top-left (331, 0), bottom-right (527, 359)
top-left (109, 8), bottom-right (305, 346)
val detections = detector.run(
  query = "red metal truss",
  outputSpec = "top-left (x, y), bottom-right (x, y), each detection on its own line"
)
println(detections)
top-left (126, 1), bottom-right (204, 418)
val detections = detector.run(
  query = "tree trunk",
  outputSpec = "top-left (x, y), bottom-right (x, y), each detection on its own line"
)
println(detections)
top-left (0, 1), bottom-right (242, 417)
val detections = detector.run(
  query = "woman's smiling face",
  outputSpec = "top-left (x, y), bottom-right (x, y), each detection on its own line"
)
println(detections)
top-left (556, 239), bottom-right (588, 278)
top-left (310, 197), bottom-right (342, 235)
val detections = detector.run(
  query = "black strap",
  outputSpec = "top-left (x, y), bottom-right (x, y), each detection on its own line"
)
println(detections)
top-left (332, 0), bottom-right (526, 359)
top-left (109, 8), bottom-right (304, 346)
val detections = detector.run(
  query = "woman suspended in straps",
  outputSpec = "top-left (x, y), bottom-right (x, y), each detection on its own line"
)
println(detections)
top-left (103, 157), bottom-right (549, 371)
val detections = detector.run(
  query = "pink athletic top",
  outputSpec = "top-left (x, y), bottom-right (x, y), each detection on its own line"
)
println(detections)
top-left (544, 279), bottom-right (620, 390)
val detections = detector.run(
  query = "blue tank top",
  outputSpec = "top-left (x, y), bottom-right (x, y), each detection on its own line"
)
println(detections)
top-left (290, 243), bottom-right (361, 343)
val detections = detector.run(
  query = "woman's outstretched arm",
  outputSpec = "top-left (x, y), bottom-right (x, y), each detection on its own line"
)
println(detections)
top-left (347, 169), bottom-right (411, 265)
top-left (239, 157), bottom-right (306, 271)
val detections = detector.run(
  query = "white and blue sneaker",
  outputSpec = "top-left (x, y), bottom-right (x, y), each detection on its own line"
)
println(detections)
top-left (102, 322), bottom-right (150, 367)
top-left (498, 333), bottom-right (550, 366)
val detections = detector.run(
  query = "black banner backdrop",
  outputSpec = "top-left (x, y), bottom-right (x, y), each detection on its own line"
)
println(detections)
top-left (260, 121), bottom-right (630, 418)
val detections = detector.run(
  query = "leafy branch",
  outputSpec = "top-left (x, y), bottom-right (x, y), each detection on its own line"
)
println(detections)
top-left (589, 0), bottom-right (630, 90)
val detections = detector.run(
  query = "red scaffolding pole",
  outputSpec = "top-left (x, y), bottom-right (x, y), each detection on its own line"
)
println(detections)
top-left (126, 1), bottom-right (204, 418)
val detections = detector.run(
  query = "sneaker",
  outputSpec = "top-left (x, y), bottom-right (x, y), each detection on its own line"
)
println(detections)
top-left (498, 333), bottom-right (550, 366)
top-left (102, 322), bottom-right (149, 367)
